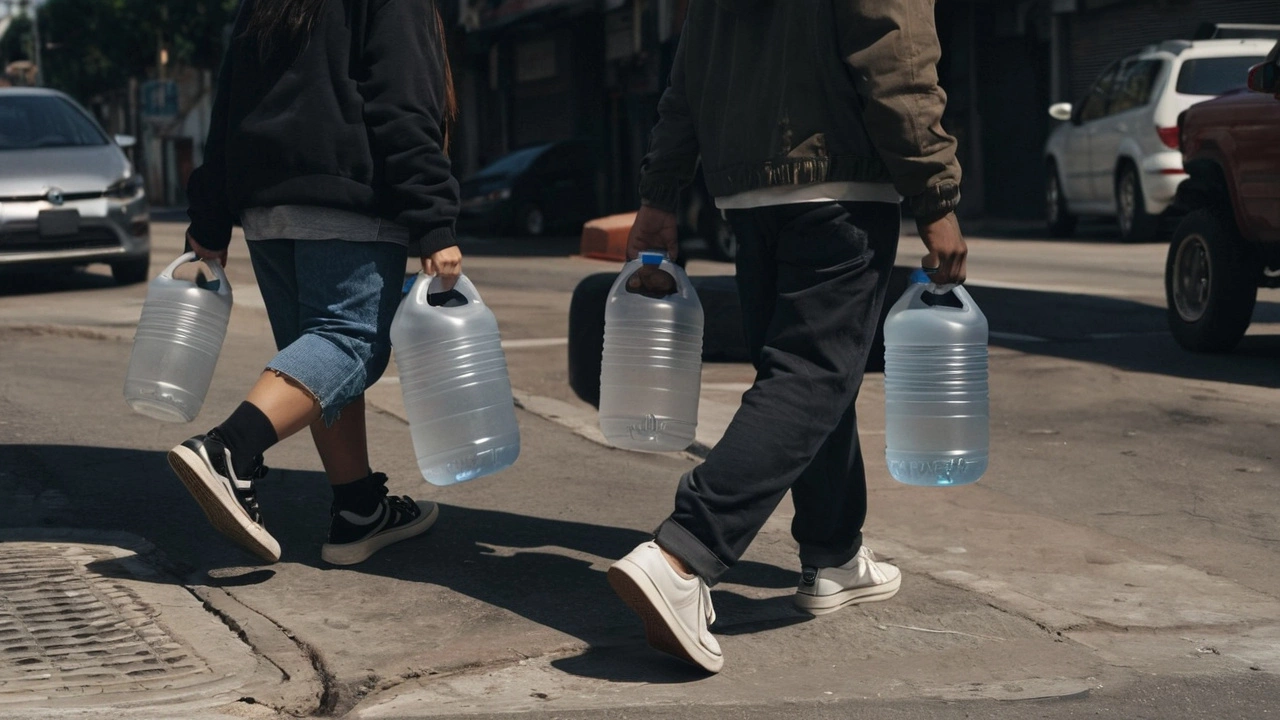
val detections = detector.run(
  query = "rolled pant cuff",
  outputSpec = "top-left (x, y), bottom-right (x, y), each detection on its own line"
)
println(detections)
top-left (798, 532), bottom-right (863, 570)
top-left (266, 333), bottom-right (363, 427)
top-left (654, 518), bottom-right (731, 585)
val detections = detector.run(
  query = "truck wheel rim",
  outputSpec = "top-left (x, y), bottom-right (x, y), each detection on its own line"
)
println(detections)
top-left (1173, 233), bottom-right (1212, 323)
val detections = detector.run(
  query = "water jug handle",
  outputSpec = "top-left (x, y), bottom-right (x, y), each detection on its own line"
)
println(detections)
top-left (159, 252), bottom-right (197, 280)
top-left (919, 286), bottom-right (964, 309)
top-left (625, 253), bottom-right (698, 302)
top-left (420, 272), bottom-right (483, 307)
top-left (160, 251), bottom-right (232, 296)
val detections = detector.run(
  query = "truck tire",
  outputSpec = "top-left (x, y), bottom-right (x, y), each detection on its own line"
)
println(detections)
top-left (1164, 208), bottom-right (1257, 353)
top-left (567, 273), bottom-right (617, 407)
top-left (866, 265), bottom-right (914, 373)
top-left (568, 267), bottom-right (904, 406)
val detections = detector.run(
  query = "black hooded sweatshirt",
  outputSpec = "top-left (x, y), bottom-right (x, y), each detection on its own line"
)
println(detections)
top-left (186, 0), bottom-right (458, 258)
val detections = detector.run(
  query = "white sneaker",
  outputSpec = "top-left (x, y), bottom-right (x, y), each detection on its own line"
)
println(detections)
top-left (607, 542), bottom-right (724, 673)
top-left (793, 546), bottom-right (901, 615)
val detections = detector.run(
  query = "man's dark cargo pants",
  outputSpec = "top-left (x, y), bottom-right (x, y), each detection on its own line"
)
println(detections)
top-left (654, 201), bottom-right (901, 583)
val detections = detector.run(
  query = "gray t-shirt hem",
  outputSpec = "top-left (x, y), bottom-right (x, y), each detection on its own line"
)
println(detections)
top-left (241, 205), bottom-right (411, 246)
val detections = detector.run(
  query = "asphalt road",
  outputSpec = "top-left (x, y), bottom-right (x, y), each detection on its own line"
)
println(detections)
top-left (0, 217), bottom-right (1277, 719)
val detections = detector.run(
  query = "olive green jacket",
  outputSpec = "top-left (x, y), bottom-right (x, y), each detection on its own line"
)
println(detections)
top-left (639, 0), bottom-right (961, 222)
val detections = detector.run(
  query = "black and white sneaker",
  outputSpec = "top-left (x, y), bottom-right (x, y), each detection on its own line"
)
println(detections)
top-left (321, 474), bottom-right (438, 566)
top-left (167, 432), bottom-right (281, 563)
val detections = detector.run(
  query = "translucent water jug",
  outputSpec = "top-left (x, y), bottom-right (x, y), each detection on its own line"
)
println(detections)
top-left (390, 273), bottom-right (520, 485)
top-left (883, 269), bottom-right (989, 486)
top-left (123, 252), bottom-right (232, 423)
top-left (599, 251), bottom-right (704, 452)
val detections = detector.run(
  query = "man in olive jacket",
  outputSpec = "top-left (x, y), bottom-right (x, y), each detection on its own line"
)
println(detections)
top-left (607, 0), bottom-right (969, 673)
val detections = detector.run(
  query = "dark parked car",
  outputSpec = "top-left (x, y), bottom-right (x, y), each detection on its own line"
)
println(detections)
top-left (458, 140), bottom-right (599, 237)
top-left (458, 140), bottom-right (738, 261)
top-left (1164, 40), bottom-right (1280, 352)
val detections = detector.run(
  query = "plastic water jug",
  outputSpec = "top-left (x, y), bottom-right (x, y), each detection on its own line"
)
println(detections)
top-left (123, 252), bottom-right (232, 423)
top-left (599, 251), bottom-right (704, 452)
top-left (883, 269), bottom-right (988, 486)
top-left (390, 273), bottom-right (520, 485)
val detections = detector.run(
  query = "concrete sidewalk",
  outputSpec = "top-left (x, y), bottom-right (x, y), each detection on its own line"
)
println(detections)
top-left (355, 354), bottom-right (1280, 717)
top-left (4, 224), bottom-right (1279, 718)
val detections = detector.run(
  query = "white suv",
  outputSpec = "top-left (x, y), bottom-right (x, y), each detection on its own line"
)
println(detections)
top-left (1043, 38), bottom-right (1274, 242)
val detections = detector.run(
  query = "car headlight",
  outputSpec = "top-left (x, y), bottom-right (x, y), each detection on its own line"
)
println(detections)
top-left (106, 174), bottom-right (145, 199)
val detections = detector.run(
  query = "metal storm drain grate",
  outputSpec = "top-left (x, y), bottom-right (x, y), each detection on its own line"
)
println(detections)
top-left (0, 541), bottom-right (211, 700)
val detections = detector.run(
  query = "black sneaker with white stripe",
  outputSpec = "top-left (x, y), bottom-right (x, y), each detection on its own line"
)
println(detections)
top-left (321, 473), bottom-right (438, 566)
top-left (168, 431), bottom-right (281, 563)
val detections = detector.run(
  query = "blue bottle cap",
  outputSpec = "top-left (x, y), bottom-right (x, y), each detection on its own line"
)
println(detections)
top-left (640, 251), bottom-right (666, 266)
top-left (909, 268), bottom-right (931, 285)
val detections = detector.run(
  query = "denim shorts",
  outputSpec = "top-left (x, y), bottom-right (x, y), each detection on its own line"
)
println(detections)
top-left (246, 238), bottom-right (408, 425)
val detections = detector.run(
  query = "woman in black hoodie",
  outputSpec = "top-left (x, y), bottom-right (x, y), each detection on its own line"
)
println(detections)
top-left (170, 0), bottom-right (460, 566)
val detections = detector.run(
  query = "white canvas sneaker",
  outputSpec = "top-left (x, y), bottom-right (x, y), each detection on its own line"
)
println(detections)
top-left (607, 541), bottom-right (724, 673)
top-left (793, 545), bottom-right (902, 615)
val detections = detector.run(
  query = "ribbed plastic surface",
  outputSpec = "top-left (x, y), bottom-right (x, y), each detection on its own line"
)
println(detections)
top-left (599, 253), bottom-right (704, 452)
top-left (390, 274), bottom-right (520, 485)
top-left (883, 273), bottom-right (989, 486)
top-left (123, 253), bottom-right (232, 423)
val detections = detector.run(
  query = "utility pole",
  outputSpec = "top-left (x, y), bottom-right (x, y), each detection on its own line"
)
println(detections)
top-left (15, 0), bottom-right (40, 85)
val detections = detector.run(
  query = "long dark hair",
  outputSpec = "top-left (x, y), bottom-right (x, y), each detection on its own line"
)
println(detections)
top-left (246, 0), bottom-right (458, 149)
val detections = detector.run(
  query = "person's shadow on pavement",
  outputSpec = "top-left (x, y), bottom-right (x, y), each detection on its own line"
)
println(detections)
top-left (16, 444), bottom-right (812, 683)
top-left (247, 468), bottom-right (811, 681)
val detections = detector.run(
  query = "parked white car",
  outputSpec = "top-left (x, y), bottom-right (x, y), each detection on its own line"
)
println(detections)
top-left (1043, 38), bottom-right (1274, 242)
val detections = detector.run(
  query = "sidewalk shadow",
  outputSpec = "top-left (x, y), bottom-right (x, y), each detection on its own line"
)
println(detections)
top-left (3, 443), bottom-right (806, 683)
top-left (959, 216), bottom-right (1168, 244)
top-left (246, 470), bottom-right (806, 682)
top-left (968, 285), bottom-right (1280, 388)
top-left (0, 266), bottom-right (119, 297)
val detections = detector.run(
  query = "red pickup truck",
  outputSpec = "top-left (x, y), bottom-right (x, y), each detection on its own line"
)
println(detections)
top-left (1165, 40), bottom-right (1280, 352)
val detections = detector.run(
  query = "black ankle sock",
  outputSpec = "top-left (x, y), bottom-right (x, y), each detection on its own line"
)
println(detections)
top-left (212, 402), bottom-right (278, 478)
top-left (331, 472), bottom-right (387, 516)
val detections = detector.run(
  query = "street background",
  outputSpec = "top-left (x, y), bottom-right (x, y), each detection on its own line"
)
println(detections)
top-left (3, 0), bottom-right (1280, 716)
top-left (0, 218), bottom-right (1277, 718)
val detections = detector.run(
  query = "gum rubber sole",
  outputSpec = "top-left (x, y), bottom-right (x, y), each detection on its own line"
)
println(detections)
top-left (607, 562), bottom-right (722, 673)
top-left (168, 445), bottom-right (281, 563)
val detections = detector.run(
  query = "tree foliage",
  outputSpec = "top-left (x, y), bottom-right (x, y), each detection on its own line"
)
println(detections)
top-left (1, 0), bottom-right (239, 100)
top-left (0, 14), bottom-right (34, 66)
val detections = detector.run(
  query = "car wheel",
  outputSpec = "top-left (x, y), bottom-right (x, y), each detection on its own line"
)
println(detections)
top-left (1116, 163), bottom-right (1156, 243)
top-left (699, 204), bottom-right (738, 262)
top-left (1164, 208), bottom-right (1257, 353)
top-left (1045, 162), bottom-right (1077, 237)
top-left (518, 204), bottom-right (545, 237)
top-left (111, 253), bottom-right (151, 285)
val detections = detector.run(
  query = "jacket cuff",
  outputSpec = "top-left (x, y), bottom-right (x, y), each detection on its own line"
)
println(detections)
top-left (638, 177), bottom-right (682, 214)
top-left (905, 181), bottom-right (960, 224)
top-left (411, 227), bottom-right (457, 258)
top-left (185, 217), bottom-right (233, 253)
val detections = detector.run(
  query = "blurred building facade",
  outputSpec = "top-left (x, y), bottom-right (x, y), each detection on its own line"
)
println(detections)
top-left (450, 0), bottom-right (1280, 221)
